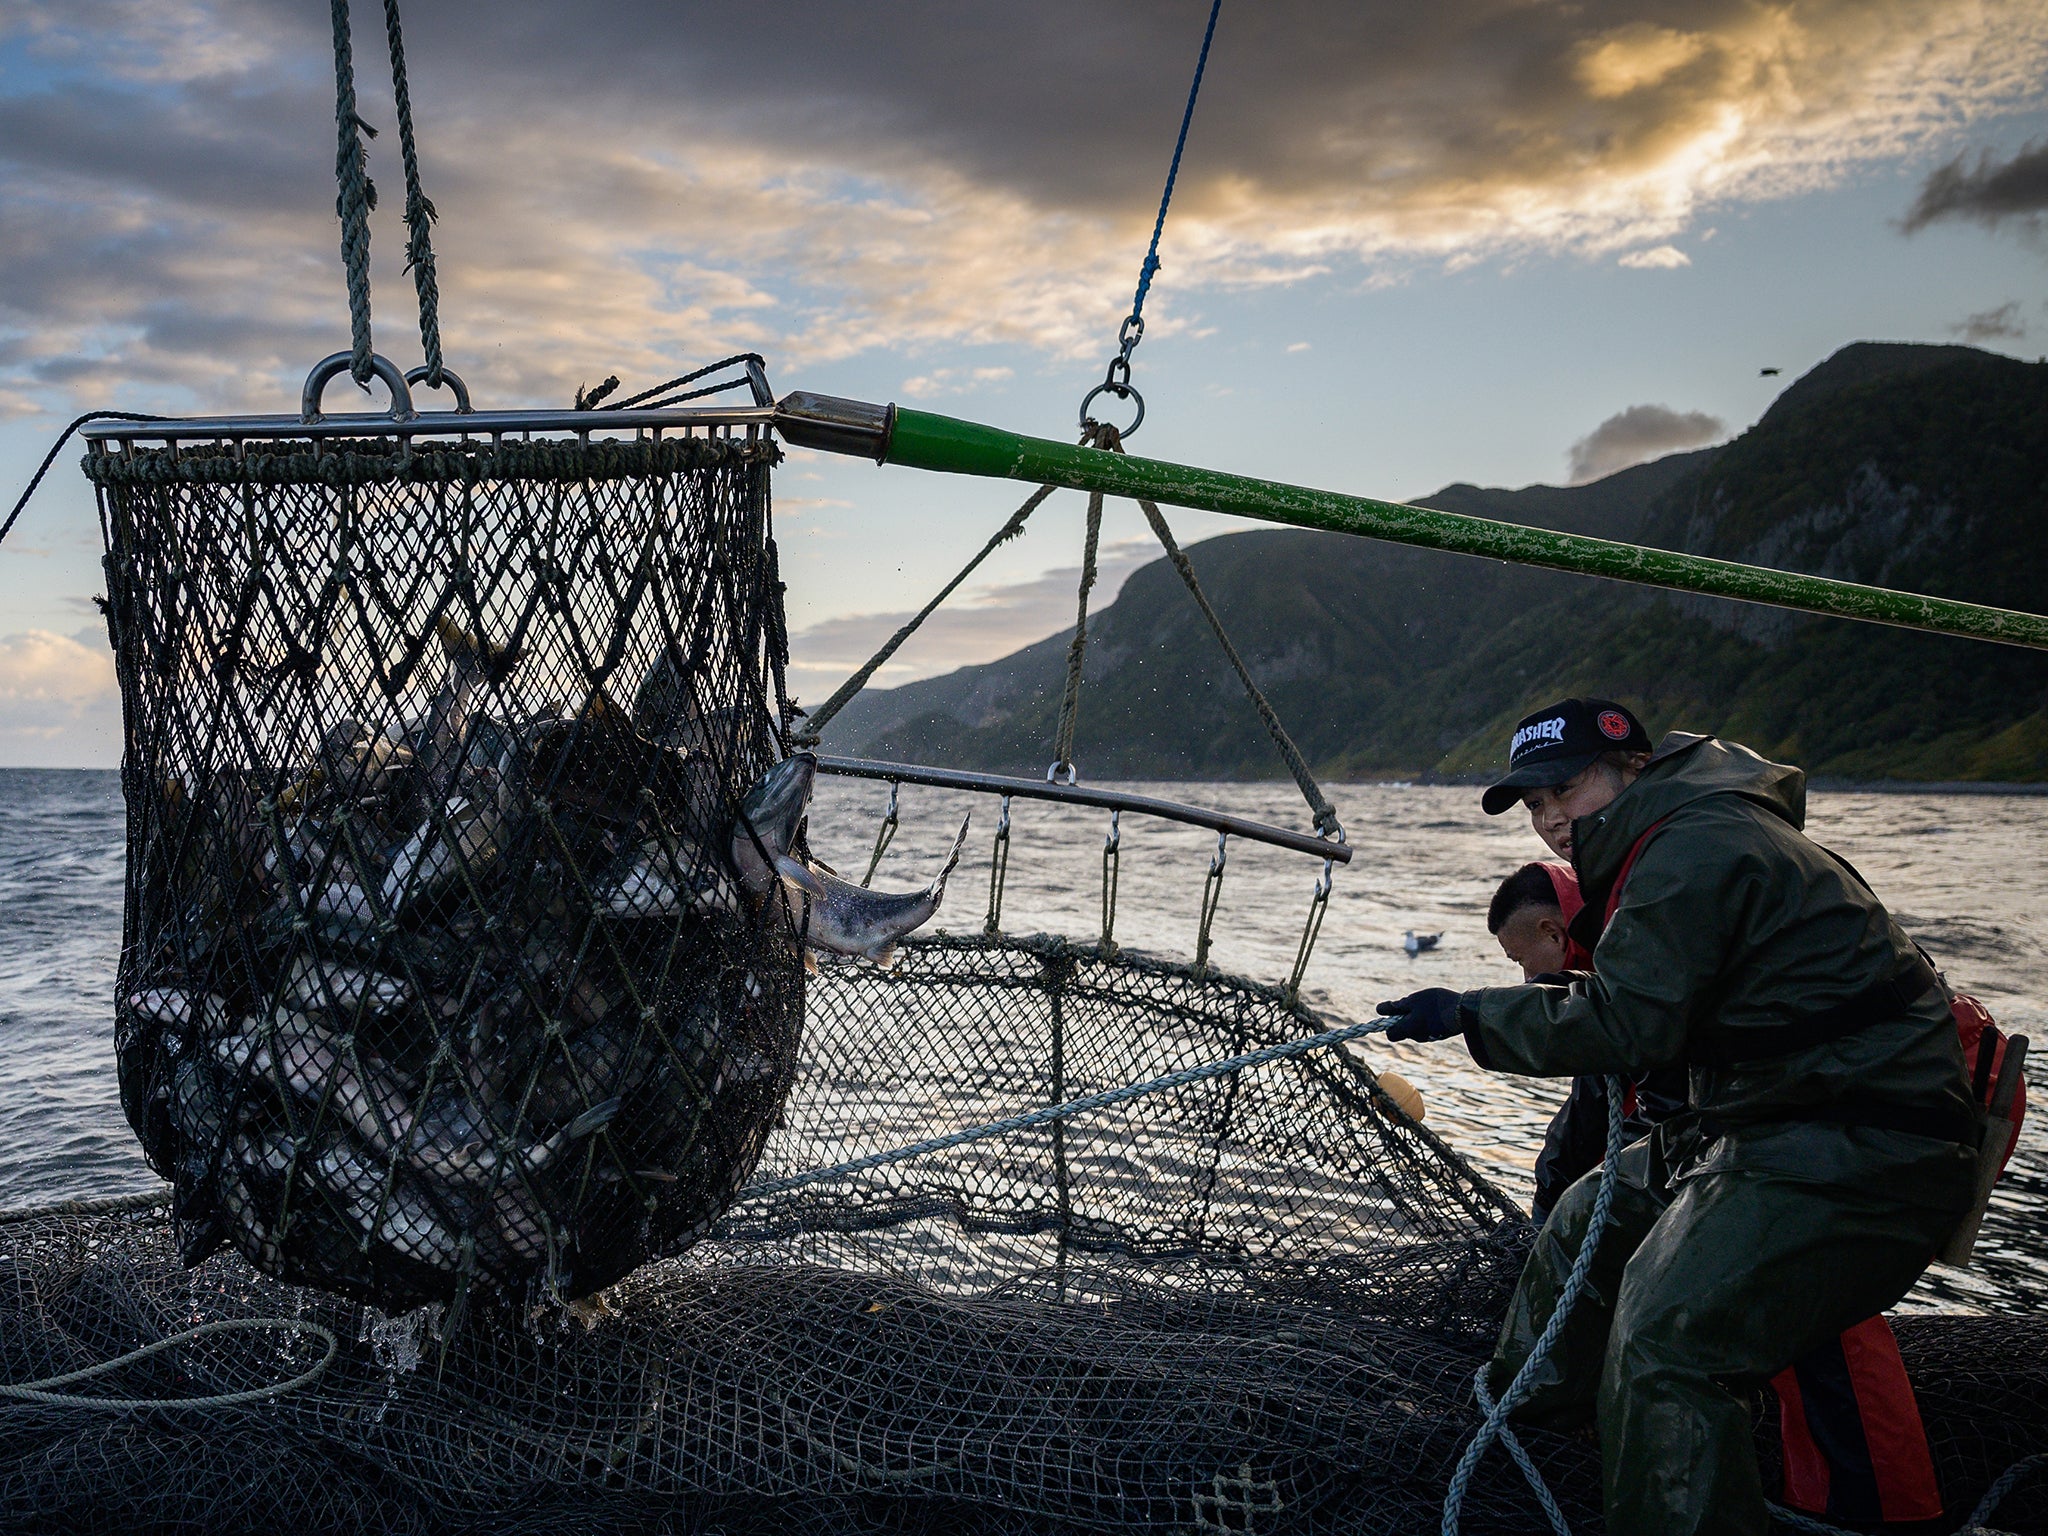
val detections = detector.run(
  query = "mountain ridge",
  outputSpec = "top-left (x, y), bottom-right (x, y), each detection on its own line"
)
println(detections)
top-left (817, 344), bottom-right (2048, 783)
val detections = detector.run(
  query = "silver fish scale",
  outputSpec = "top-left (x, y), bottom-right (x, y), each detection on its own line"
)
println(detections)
top-left (92, 433), bottom-right (803, 1310)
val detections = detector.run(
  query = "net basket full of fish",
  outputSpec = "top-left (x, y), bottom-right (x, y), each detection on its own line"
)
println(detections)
top-left (88, 430), bottom-right (817, 1311)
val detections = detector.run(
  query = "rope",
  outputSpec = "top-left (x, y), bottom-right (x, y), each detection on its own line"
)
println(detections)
top-left (1440, 1074), bottom-right (1625, 1535)
top-left (1079, 0), bottom-right (1224, 431)
top-left (799, 484), bottom-right (1058, 743)
top-left (330, 0), bottom-right (378, 386)
top-left (0, 412), bottom-right (167, 553)
top-left (0, 1187), bottom-right (168, 1227)
top-left (1469, 1367), bottom-right (1574, 1536)
top-left (600, 353), bottom-right (769, 412)
top-left (1131, 0), bottom-right (1223, 327)
top-left (1131, 490), bottom-right (1342, 839)
top-left (734, 1013), bottom-right (1391, 1203)
top-left (1050, 489), bottom-right (1105, 781)
top-left (983, 794), bottom-right (1013, 934)
top-left (0, 1318), bottom-right (338, 1412)
top-left (380, 0), bottom-right (442, 387)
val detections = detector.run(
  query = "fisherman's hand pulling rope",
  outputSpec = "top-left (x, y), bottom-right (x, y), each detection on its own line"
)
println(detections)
top-left (1377, 988), bottom-right (1466, 1043)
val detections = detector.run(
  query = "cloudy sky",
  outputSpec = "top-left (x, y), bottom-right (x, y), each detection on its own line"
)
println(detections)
top-left (2, 0), bottom-right (2045, 764)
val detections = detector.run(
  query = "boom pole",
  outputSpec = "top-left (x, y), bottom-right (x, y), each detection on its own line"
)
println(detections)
top-left (774, 393), bottom-right (2048, 653)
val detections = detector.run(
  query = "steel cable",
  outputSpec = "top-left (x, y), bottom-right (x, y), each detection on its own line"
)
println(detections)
top-left (0, 1318), bottom-right (338, 1412)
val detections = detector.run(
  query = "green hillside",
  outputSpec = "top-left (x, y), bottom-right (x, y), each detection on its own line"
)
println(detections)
top-left (818, 344), bottom-right (2048, 783)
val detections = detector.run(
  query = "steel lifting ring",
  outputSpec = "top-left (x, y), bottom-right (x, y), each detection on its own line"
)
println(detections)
top-left (301, 352), bottom-right (417, 424)
top-left (1045, 760), bottom-right (1079, 787)
top-left (404, 365), bottom-right (475, 414)
top-left (1078, 381), bottom-right (1145, 440)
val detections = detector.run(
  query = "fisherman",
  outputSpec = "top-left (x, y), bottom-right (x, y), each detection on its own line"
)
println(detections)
top-left (1486, 862), bottom-right (1687, 1225)
top-left (1381, 697), bottom-right (1977, 1536)
top-left (1485, 851), bottom-right (1949, 1527)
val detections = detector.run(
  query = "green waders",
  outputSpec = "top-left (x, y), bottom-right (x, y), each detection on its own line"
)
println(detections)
top-left (1489, 1130), bottom-right (1971, 1536)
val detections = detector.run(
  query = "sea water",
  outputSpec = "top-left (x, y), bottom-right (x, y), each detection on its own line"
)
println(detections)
top-left (3, 767), bottom-right (2040, 1312)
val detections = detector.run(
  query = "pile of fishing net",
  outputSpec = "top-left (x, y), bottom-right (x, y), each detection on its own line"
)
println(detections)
top-left (4, 938), bottom-right (2045, 1533)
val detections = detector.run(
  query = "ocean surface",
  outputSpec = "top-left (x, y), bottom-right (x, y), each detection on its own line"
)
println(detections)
top-left (3, 766), bottom-right (2041, 1313)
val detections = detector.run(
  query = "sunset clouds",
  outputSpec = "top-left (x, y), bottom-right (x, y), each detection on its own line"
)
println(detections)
top-left (1, 0), bottom-right (2045, 763)
top-left (1, 0), bottom-right (2043, 417)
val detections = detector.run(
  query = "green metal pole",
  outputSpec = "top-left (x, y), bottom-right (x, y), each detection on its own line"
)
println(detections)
top-left (869, 406), bottom-right (2048, 653)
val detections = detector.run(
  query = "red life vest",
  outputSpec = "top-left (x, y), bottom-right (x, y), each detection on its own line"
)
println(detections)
top-left (1535, 862), bottom-right (1595, 971)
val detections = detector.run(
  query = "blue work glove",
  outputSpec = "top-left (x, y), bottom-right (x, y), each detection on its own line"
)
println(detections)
top-left (1376, 987), bottom-right (1466, 1043)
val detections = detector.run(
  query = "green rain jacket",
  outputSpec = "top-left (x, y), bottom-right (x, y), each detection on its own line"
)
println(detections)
top-left (1460, 733), bottom-right (1976, 1196)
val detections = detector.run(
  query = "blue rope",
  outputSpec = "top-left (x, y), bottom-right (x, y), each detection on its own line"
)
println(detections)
top-left (734, 1012), bottom-right (1389, 1203)
top-left (1438, 1087), bottom-right (2042, 1536)
top-left (1440, 1073), bottom-right (1625, 1536)
top-left (1131, 0), bottom-right (1224, 324)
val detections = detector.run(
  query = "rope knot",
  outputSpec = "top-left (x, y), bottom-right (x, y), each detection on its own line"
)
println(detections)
top-left (1079, 420), bottom-right (1125, 454)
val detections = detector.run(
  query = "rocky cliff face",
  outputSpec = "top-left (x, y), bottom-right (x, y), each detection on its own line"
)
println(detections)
top-left (820, 344), bottom-right (2048, 783)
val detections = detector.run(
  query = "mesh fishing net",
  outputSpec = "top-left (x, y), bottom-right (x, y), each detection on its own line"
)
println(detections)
top-left (5, 934), bottom-right (2043, 1533)
top-left (16, 434), bottom-right (2038, 1533)
top-left (85, 433), bottom-right (801, 1311)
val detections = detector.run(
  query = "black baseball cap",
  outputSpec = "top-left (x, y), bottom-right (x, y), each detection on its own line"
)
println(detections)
top-left (1481, 697), bottom-right (1651, 815)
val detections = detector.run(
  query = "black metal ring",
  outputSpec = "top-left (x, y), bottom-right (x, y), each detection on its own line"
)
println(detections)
top-left (1078, 382), bottom-right (1144, 439)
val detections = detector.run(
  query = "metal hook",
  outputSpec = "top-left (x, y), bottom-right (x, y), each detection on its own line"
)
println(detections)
top-left (861, 779), bottom-right (901, 888)
top-left (1099, 807), bottom-right (1123, 957)
top-left (984, 793), bottom-right (1014, 936)
top-left (1195, 830), bottom-right (1229, 973)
